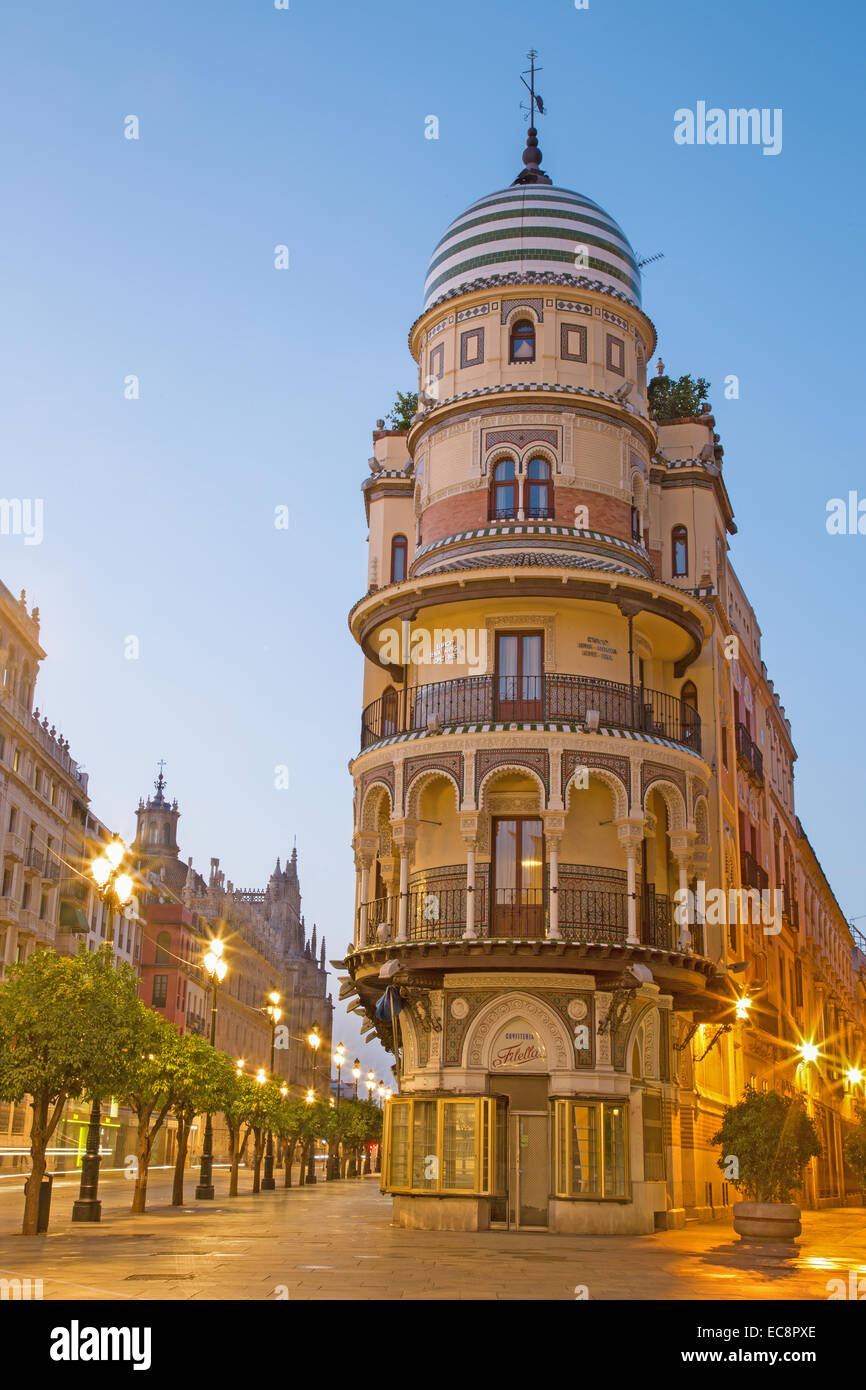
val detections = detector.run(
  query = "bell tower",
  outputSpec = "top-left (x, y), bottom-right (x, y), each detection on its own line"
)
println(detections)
top-left (133, 762), bottom-right (180, 858)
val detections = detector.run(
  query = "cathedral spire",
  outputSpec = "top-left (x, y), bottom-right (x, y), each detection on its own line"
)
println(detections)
top-left (513, 49), bottom-right (552, 186)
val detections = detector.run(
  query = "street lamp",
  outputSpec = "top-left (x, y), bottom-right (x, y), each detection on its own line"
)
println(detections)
top-left (334, 1042), bottom-right (346, 1100)
top-left (799, 1041), bottom-right (820, 1065)
top-left (262, 991), bottom-right (282, 1191)
top-left (352, 1059), bottom-right (361, 1100)
top-left (378, 1081), bottom-right (385, 1109)
top-left (366, 1070), bottom-right (376, 1103)
top-left (72, 836), bottom-right (134, 1223)
top-left (194, 938), bottom-right (228, 1200)
top-left (305, 1024), bottom-right (321, 1183)
top-left (847, 1067), bottom-right (863, 1086)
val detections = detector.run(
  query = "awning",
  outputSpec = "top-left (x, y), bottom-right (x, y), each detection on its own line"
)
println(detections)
top-left (59, 903), bottom-right (89, 933)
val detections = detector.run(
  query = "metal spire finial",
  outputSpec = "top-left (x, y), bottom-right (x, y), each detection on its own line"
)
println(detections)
top-left (513, 50), bottom-right (551, 186)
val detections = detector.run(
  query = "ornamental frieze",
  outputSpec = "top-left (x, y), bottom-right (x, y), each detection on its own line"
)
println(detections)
top-left (476, 747), bottom-right (550, 800)
top-left (641, 761), bottom-right (686, 802)
top-left (563, 749), bottom-right (629, 795)
top-left (403, 752), bottom-right (464, 812)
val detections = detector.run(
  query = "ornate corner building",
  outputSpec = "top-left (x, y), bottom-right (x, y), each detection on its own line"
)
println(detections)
top-left (338, 121), bottom-right (866, 1233)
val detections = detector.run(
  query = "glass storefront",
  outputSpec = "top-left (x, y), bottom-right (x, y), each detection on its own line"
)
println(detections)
top-left (384, 1097), bottom-right (506, 1195)
top-left (554, 1099), bottom-right (629, 1199)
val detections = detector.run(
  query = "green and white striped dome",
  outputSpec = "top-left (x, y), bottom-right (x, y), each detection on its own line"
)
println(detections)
top-left (424, 182), bottom-right (641, 311)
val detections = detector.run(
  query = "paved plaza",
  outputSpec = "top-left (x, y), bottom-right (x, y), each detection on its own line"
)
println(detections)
top-left (0, 1169), bottom-right (864, 1300)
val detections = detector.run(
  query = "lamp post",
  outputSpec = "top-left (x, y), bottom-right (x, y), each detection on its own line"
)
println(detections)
top-left (193, 938), bottom-right (227, 1200)
top-left (72, 837), bottom-right (134, 1223)
top-left (366, 1070), bottom-right (376, 1104)
top-left (334, 1042), bottom-right (345, 1100)
top-left (352, 1059), bottom-right (360, 1100)
top-left (378, 1081), bottom-right (385, 1109)
top-left (305, 1024), bottom-right (321, 1183)
top-left (262, 991), bottom-right (282, 1191)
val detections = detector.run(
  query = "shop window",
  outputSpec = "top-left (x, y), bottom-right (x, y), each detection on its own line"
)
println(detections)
top-left (554, 1099), bottom-right (629, 1199)
top-left (509, 318), bottom-right (536, 364)
top-left (642, 1091), bottom-right (665, 1181)
top-left (489, 459), bottom-right (518, 519)
top-left (525, 457), bottom-right (552, 518)
top-left (672, 525), bottom-right (688, 576)
top-left (384, 1096), bottom-right (504, 1195)
top-left (390, 534), bottom-right (408, 583)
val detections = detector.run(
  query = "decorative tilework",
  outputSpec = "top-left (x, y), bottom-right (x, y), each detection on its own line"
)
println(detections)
top-left (484, 427), bottom-right (558, 452)
top-left (476, 747), bottom-right (550, 799)
top-left (556, 298), bottom-right (593, 314)
top-left (460, 326), bottom-right (485, 368)
top-left (641, 761), bottom-right (686, 800)
top-left (560, 322), bottom-right (588, 362)
top-left (563, 750), bottom-right (630, 797)
top-left (456, 304), bottom-right (490, 322)
top-left (500, 296), bottom-right (545, 324)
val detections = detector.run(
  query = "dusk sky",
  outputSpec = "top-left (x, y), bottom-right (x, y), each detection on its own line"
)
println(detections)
top-left (1, 0), bottom-right (864, 1071)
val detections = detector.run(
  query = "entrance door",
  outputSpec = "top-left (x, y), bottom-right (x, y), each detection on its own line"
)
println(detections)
top-left (493, 817), bottom-right (544, 937)
top-left (495, 632), bottom-right (543, 720)
top-left (508, 1112), bottom-right (548, 1228)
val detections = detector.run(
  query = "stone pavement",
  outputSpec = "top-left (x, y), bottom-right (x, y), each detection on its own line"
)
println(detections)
top-left (0, 1173), bottom-right (864, 1300)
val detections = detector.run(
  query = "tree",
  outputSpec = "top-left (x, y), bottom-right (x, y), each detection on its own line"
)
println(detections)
top-left (274, 1098), bottom-right (308, 1187)
top-left (647, 372), bottom-right (710, 423)
top-left (711, 1086), bottom-right (822, 1203)
top-left (244, 1079), bottom-right (283, 1193)
top-left (344, 1099), bottom-right (383, 1177)
top-left (386, 391), bottom-right (418, 431)
top-left (0, 946), bottom-right (141, 1235)
top-left (843, 1104), bottom-right (866, 1191)
top-left (223, 1074), bottom-right (257, 1197)
top-left (168, 1036), bottom-right (236, 1206)
top-left (117, 1007), bottom-right (182, 1214)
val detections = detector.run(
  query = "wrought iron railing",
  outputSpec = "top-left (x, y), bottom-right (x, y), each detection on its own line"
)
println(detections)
top-left (735, 721), bottom-right (764, 784)
top-left (357, 873), bottom-right (681, 950)
top-left (361, 673), bottom-right (701, 752)
top-left (740, 850), bottom-right (769, 892)
top-left (24, 848), bottom-right (44, 875)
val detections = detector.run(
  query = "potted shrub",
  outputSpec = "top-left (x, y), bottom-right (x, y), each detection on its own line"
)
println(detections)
top-left (711, 1086), bottom-right (821, 1241)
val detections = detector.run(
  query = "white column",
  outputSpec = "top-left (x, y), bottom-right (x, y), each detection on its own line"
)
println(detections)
top-left (677, 859), bottom-right (691, 951)
top-left (463, 842), bottom-right (477, 940)
top-left (397, 847), bottom-right (410, 943)
top-left (547, 839), bottom-right (561, 939)
top-left (358, 859), bottom-right (371, 947)
top-left (626, 849), bottom-right (639, 945)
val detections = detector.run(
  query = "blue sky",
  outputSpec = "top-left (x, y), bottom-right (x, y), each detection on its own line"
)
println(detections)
top-left (1, 0), bottom-right (864, 1070)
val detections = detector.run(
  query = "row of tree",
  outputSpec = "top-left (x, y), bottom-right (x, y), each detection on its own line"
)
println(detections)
top-left (0, 946), bottom-right (381, 1235)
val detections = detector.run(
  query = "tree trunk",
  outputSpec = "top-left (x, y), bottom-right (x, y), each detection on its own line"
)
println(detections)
top-left (283, 1139), bottom-right (295, 1187)
top-left (131, 1122), bottom-right (151, 1214)
top-left (252, 1129), bottom-right (263, 1194)
top-left (22, 1092), bottom-right (50, 1236)
top-left (171, 1118), bottom-right (190, 1206)
top-left (229, 1124), bottom-right (240, 1197)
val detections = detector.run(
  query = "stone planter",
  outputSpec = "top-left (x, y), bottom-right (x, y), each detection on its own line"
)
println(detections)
top-left (732, 1200), bottom-right (801, 1242)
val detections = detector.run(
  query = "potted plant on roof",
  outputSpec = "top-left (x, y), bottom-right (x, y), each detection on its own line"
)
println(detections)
top-left (712, 1085), bottom-right (821, 1241)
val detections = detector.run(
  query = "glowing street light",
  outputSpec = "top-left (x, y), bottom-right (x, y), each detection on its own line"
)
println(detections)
top-left (846, 1067), bottom-right (863, 1086)
top-left (352, 1059), bottom-right (361, 1100)
top-left (366, 1070), bottom-right (376, 1102)
top-left (735, 996), bottom-right (752, 1020)
top-left (799, 1041), bottom-right (820, 1065)
top-left (72, 834), bottom-right (133, 1224)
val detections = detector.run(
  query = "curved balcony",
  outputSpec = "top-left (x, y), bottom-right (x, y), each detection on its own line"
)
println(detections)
top-left (360, 672), bottom-right (701, 753)
top-left (358, 870), bottom-right (702, 955)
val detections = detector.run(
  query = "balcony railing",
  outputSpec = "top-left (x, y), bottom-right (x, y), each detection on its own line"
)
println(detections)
top-left (361, 673), bottom-right (701, 753)
top-left (735, 721), bottom-right (764, 785)
top-left (740, 850), bottom-right (769, 893)
top-left (24, 848), bottom-right (44, 875)
top-left (358, 871), bottom-right (683, 952)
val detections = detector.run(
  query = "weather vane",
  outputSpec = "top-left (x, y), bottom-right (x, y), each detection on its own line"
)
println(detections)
top-left (520, 49), bottom-right (546, 125)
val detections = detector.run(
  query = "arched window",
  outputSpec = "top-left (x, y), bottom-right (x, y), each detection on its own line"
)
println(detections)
top-left (631, 506), bottom-right (642, 544)
top-left (155, 931), bottom-right (170, 965)
top-left (680, 681), bottom-right (698, 711)
top-left (390, 534), bottom-right (408, 583)
top-left (509, 318), bottom-right (535, 364)
top-left (671, 525), bottom-right (688, 576)
top-left (490, 459), bottom-right (518, 520)
top-left (525, 457), bottom-right (552, 519)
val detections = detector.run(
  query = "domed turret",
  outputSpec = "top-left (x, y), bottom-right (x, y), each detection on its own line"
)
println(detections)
top-left (424, 181), bottom-right (641, 312)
